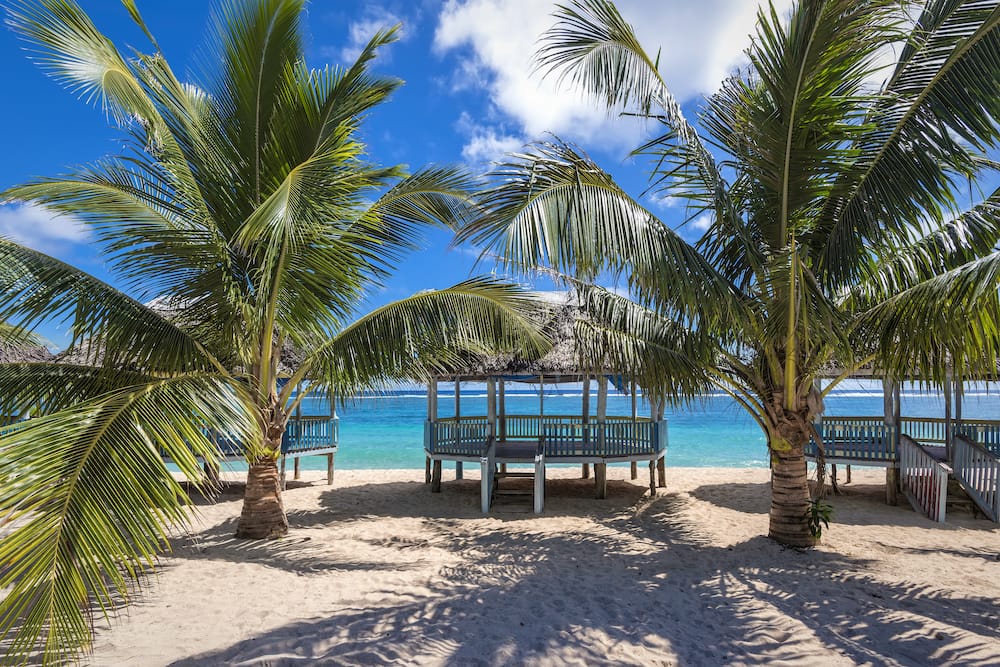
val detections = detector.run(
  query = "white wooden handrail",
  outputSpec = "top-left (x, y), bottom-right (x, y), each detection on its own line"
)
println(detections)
top-left (952, 434), bottom-right (1000, 522)
top-left (899, 434), bottom-right (949, 523)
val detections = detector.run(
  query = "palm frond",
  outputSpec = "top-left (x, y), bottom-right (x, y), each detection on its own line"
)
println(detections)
top-left (460, 139), bottom-right (743, 325)
top-left (301, 279), bottom-right (550, 396)
top-left (0, 239), bottom-right (218, 374)
top-left (0, 375), bottom-right (257, 666)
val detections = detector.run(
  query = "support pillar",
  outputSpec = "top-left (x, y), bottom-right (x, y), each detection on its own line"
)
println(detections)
top-left (327, 452), bottom-right (335, 485)
top-left (431, 459), bottom-right (442, 493)
top-left (426, 380), bottom-right (437, 484)
top-left (630, 380), bottom-right (638, 480)
top-left (649, 459), bottom-right (657, 497)
top-left (455, 379), bottom-right (463, 480)
top-left (293, 457), bottom-right (301, 480)
top-left (883, 376), bottom-right (899, 505)
top-left (595, 462), bottom-right (607, 499)
top-left (582, 375), bottom-right (591, 478)
top-left (655, 400), bottom-right (666, 487)
top-left (944, 368), bottom-right (953, 461)
top-left (487, 377), bottom-right (497, 439)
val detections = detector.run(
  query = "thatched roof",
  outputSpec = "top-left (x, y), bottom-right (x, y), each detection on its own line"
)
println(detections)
top-left (438, 291), bottom-right (594, 381)
top-left (56, 296), bottom-right (308, 375)
top-left (0, 339), bottom-right (54, 364)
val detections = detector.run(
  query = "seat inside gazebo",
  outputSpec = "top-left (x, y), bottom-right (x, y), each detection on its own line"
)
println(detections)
top-left (424, 373), bottom-right (667, 513)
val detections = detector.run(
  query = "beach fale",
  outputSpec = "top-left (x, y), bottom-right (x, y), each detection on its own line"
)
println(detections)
top-left (421, 292), bottom-right (668, 512)
top-left (424, 373), bottom-right (667, 513)
top-left (806, 375), bottom-right (1000, 523)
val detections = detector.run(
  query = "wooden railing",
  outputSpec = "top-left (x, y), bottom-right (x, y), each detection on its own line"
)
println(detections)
top-left (428, 415), bottom-right (666, 458)
top-left (900, 435), bottom-right (949, 523)
top-left (426, 416), bottom-right (490, 455)
top-left (898, 417), bottom-right (948, 445)
top-left (952, 434), bottom-right (1000, 522)
top-left (282, 416), bottom-right (339, 455)
top-left (808, 417), bottom-right (895, 461)
top-left (955, 419), bottom-right (1000, 457)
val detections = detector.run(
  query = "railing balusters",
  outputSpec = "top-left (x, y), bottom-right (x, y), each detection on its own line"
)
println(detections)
top-left (900, 435), bottom-right (948, 523)
top-left (952, 434), bottom-right (1000, 522)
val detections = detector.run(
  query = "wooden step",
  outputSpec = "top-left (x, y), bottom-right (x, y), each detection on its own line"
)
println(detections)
top-left (496, 472), bottom-right (535, 479)
top-left (495, 489), bottom-right (533, 496)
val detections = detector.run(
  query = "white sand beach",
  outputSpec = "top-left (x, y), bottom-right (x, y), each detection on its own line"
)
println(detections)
top-left (88, 467), bottom-right (1000, 666)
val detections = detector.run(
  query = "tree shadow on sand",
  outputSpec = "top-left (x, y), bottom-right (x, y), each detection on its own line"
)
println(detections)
top-left (690, 480), bottom-right (999, 531)
top-left (162, 483), bottom-right (1000, 666)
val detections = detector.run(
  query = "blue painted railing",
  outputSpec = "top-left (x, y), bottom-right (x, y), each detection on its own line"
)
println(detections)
top-left (807, 417), bottom-right (896, 462)
top-left (426, 415), bottom-right (666, 458)
top-left (282, 416), bottom-right (339, 455)
top-left (955, 420), bottom-right (1000, 457)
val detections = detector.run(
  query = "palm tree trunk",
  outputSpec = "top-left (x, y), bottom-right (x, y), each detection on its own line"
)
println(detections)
top-left (236, 457), bottom-right (288, 538)
top-left (769, 433), bottom-right (815, 547)
top-left (236, 424), bottom-right (289, 539)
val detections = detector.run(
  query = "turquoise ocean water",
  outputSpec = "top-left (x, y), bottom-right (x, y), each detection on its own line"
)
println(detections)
top-left (282, 380), bottom-right (1000, 471)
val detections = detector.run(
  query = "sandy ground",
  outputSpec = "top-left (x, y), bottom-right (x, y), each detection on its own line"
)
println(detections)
top-left (86, 466), bottom-right (1000, 666)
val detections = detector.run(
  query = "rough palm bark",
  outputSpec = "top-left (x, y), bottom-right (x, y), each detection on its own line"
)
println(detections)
top-left (237, 458), bottom-right (288, 539)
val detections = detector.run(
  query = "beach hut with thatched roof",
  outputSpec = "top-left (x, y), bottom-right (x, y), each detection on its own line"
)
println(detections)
top-left (424, 292), bottom-right (668, 513)
top-left (53, 302), bottom-right (339, 489)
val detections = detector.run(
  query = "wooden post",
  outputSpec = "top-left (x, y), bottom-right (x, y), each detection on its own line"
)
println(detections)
top-left (280, 456), bottom-right (287, 490)
top-left (327, 452), bottom-right (335, 485)
top-left (487, 377), bottom-right (497, 438)
top-left (431, 459), bottom-right (442, 493)
top-left (955, 374), bottom-right (963, 436)
top-left (944, 368), bottom-right (953, 462)
top-left (883, 376), bottom-right (899, 505)
top-left (498, 379), bottom-right (507, 474)
top-left (293, 401), bottom-right (302, 480)
top-left (655, 400), bottom-right (666, 487)
top-left (455, 379), bottom-right (463, 480)
top-left (596, 375), bottom-right (608, 496)
top-left (648, 459), bottom-right (657, 497)
top-left (582, 374), bottom-right (591, 478)
top-left (630, 380), bottom-right (639, 479)
top-left (539, 375), bottom-right (545, 418)
top-left (498, 379), bottom-right (506, 440)
top-left (595, 462), bottom-right (607, 499)
top-left (426, 380), bottom-right (437, 484)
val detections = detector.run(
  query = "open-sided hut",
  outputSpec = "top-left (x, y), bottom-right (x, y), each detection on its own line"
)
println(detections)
top-left (424, 292), bottom-right (668, 513)
top-left (807, 367), bottom-right (1000, 524)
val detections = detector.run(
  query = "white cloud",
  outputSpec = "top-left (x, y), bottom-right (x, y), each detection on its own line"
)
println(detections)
top-left (435, 0), bottom-right (796, 158)
top-left (454, 112), bottom-right (525, 165)
top-left (462, 130), bottom-right (524, 165)
top-left (334, 7), bottom-right (407, 64)
top-left (690, 213), bottom-right (713, 232)
top-left (0, 203), bottom-right (87, 251)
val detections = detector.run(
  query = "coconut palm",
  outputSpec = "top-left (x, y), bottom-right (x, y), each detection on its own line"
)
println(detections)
top-left (461, 0), bottom-right (1000, 547)
top-left (0, 0), bottom-right (546, 662)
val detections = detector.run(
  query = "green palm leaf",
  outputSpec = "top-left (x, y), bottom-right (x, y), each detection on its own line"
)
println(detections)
top-left (0, 375), bottom-right (257, 666)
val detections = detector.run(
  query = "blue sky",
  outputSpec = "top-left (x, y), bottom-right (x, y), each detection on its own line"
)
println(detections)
top-left (1, 0), bottom-right (906, 349)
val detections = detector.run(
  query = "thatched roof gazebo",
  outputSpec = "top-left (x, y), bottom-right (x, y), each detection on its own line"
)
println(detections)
top-left (423, 292), bottom-right (668, 513)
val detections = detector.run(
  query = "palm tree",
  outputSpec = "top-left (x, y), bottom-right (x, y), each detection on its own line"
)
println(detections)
top-left (0, 0), bottom-right (546, 662)
top-left (461, 0), bottom-right (1000, 547)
